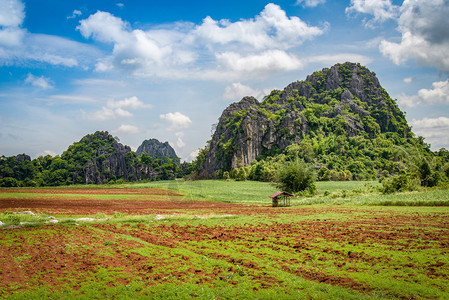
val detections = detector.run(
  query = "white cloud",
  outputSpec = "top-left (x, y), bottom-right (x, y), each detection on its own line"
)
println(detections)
top-left (306, 53), bottom-right (372, 66)
top-left (0, 26), bottom-right (25, 47)
top-left (175, 132), bottom-right (186, 148)
top-left (224, 82), bottom-right (265, 101)
top-left (160, 112), bottom-right (192, 130)
top-left (410, 117), bottom-right (449, 150)
top-left (95, 61), bottom-right (114, 72)
top-left (410, 117), bottom-right (449, 129)
top-left (67, 9), bottom-right (82, 20)
top-left (0, 1), bottom-right (97, 68)
top-left (38, 150), bottom-right (57, 157)
top-left (396, 92), bottom-right (420, 108)
top-left (113, 124), bottom-right (141, 134)
top-left (89, 96), bottom-right (151, 121)
top-left (0, 32), bottom-right (101, 68)
top-left (77, 11), bottom-right (178, 73)
top-left (417, 80), bottom-right (449, 104)
top-left (46, 94), bottom-right (97, 104)
top-left (0, 0), bottom-right (25, 47)
top-left (193, 3), bottom-right (326, 50)
top-left (380, 0), bottom-right (449, 72)
top-left (76, 4), bottom-right (325, 80)
top-left (396, 79), bottom-right (449, 108)
top-left (189, 149), bottom-right (200, 161)
top-left (77, 11), bottom-right (129, 43)
top-left (403, 77), bottom-right (414, 83)
top-left (0, 0), bottom-right (25, 27)
top-left (346, 0), bottom-right (399, 28)
top-left (107, 96), bottom-right (152, 109)
top-left (217, 50), bottom-right (303, 75)
top-left (295, 0), bottom-right (326, 7)
top-left (25, 73), bottom-right (54, 89)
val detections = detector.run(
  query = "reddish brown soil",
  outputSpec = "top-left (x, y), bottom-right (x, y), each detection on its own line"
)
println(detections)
top-left (1, 187), bottom-right (448, 297)
top-left (0, 188), bottom-right (244, 214)
top-left (2, 188), bottom-right (183, 196)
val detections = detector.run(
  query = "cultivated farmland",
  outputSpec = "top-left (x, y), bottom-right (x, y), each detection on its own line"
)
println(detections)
top-left (1, 181), bottom-right (448, 299)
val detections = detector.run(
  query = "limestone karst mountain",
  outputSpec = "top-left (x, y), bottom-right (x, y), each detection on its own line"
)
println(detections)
top-left (136, 139), bottom-right (180, 165)
top-left (200, 62), bottom-right (416, 178)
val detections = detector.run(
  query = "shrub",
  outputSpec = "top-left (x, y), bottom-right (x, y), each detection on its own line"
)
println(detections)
top-left (0, 177), bottom-right (19, 187)
top-left (274, 159), bottom-right (316, 195)
top-left (381, 173), bottom-right (420, 194)
top-left (419, 159), bottom-right (440, 187)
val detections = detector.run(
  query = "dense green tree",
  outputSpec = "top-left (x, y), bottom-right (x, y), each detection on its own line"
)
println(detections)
top-left (274, 159), bottom-right (316, 195)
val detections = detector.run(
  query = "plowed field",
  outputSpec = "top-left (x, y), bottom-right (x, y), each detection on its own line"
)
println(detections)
top-left (0, 188), bottom-right (243, 214)
top-left (1, 186), bottom-right (449, 299)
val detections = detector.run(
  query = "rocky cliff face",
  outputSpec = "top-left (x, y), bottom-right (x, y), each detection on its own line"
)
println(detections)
top-left (136, 139), bottom-right (180, 164)
top-left (64, 131), bottom-right (160, 184)
top-left (201, 62), bottom-right (410, 176)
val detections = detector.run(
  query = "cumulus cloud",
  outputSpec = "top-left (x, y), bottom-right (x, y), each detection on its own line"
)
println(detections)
top-left (346, 0), bottom-right (399, 28)
top-left (0, 0), bottom-right (26, 47)
top-left (418, 79), bottom-right (449, 104)
top-left (89, 96), bottom-right (151, 121)
top-left (38, 150), bottom-right (57, 157)
top-left (193, 3), bottom-right (326, 50)
top-left (224, 82), bottom-right (265, 101)
top-left (0, 0), bottom-right (25, 27)
top-left (410, 117), bottom-right (449, 150)
top-left (106, 96), bottom-right (152, 109)
top-left (380, 0), bottom-right (449, 72)
top-left (411, 117), bottom-right (449, 129)
top-left (0, 26), bottom-right (25, 47)
top-left (306, 53), bottom-right (372, 66)
top-left (77, 4), bottom-right (326, 79)
top-left (25, 73), bottom-right (54, 89)
top-left (77, 11), bottom-right (190, 74)
top-left (217, 50), bottom-right (303, 75)
top-left (113, 124), bottom-right (141, 134)
top-left (175, 132), bottom-right (186, 148)
top-left (396, 93), bottom-right (420, 108)
top-left (396, 79), bottom-right (449, 108)
top-left (403, 77), bottom-right (414, 83)
top-left (77, 11), bottom-right (129, 43)
top-left (295, 0), bottom-right (326, 7)
top-left (160, 112), bottom-right (192, 130)
top-left (189, 149), bottom-right (200, 161)
top-left (67, 9), bottom-right (82, 20)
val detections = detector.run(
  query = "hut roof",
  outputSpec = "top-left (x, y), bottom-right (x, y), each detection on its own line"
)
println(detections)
top-left (268, 191), bottom-right (294, 198)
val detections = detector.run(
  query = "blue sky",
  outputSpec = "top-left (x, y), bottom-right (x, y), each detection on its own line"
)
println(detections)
top-left (1, 0), bottom-right (448, 161)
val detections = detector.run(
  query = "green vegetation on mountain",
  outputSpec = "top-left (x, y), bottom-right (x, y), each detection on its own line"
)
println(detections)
top-left (199, 62), bottom-right (449, 190)
top-left (2, 63), bottom-right (449, 189)
top-left (0, 132), bottom-right (181, 187)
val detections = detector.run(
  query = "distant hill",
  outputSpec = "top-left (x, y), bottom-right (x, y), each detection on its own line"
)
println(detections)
top-left (0, 131), bottom-right (180, 186)
top-left (136, 139), bottom-right (180, 165)
top-left (200, 62), bottom-right (435, 180)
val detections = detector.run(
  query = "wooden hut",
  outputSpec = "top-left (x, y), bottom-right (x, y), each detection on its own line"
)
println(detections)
top-left (268, 191), bottom-right (294, 207)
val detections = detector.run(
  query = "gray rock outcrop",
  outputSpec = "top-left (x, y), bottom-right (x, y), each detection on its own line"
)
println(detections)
top-left (200, 62), bottom-right (409, 176)
top-left (136, 139), bottom-right (180, 164)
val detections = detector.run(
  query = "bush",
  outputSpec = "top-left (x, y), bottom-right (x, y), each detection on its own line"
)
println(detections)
top-left (274, 159), bottom-right (316, 195)
top-left (381, 173), bottom-right (420, 194)
top-left (0, 177), bottom-right (19, 187)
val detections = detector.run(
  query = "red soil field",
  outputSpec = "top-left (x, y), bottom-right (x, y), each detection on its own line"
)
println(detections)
top-left (0, 188), bottom-right (244, 215)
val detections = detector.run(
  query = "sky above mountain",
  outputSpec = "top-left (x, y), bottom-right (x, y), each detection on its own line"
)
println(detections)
top-left (1, 0), bottom-right (448, 161)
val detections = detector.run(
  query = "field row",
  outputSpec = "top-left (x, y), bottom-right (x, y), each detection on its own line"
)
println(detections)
top-left (1, 206), bottom-right (449, 299)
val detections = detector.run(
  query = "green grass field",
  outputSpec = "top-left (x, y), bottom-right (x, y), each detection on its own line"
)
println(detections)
top-left (1, 180), bottom-right (448, 299)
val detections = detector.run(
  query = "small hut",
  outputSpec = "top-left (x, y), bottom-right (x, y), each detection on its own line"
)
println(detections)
top-left (269, 191), bottom-right (294, 207)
